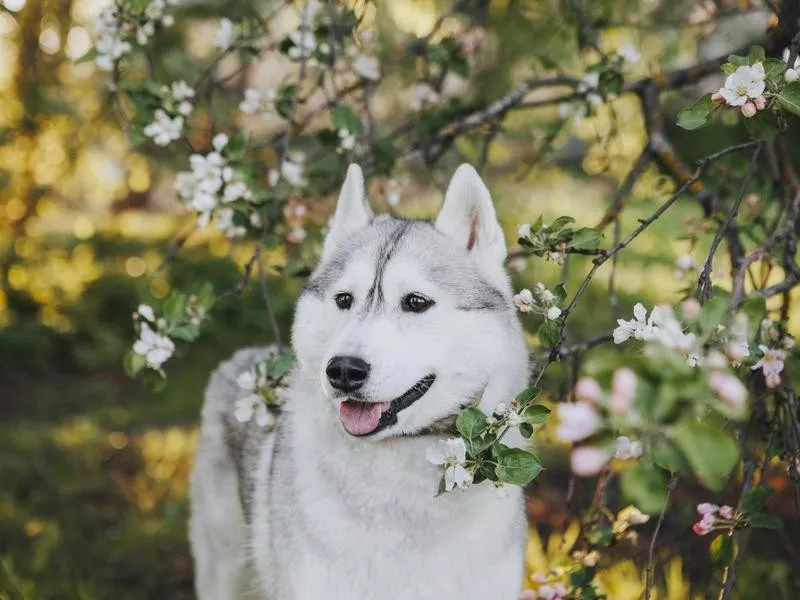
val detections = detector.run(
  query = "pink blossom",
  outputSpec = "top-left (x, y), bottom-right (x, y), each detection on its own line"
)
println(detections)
top-left (708, 372), bottom-right (748, 410)
top-left (519, 591), bottom-right (537, 600)
top-left (555, 402), bottom-right (602, 442)
top-left (570, 446), bottom-right (610, 477)
top-left (741, 102), bottom-right (757, 118)
top-left (609, 368), bottom-right (636, 414)
top-left (718, 505), bottom-right (735, 520)
top-left (753, 95), bottom-right (766, 110)
top-left (751, 345), bottom-right (785, 388)
top-left (697, 503), bottom-right (719, 516)
top-left (693, 512), bottom-right (715, 535)
top-left (574, 377), bottom-right (602, 403)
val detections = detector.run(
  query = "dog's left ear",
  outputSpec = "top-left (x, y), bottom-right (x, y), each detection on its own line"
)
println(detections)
top-left (321, 164), bottom-right (373, 261)
top-left (435, 164), bottom-right (506, 263)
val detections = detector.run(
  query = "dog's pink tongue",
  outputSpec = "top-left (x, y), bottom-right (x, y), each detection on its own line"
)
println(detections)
top-left (340, 401), bottom-right (385, 435)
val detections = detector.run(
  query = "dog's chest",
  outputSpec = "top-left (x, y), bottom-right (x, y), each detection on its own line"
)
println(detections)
top-left (249, 421), bottom-right (526, 599)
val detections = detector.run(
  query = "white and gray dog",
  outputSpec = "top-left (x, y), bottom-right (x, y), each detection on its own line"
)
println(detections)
top-left (189, 164), bottom-right (530, 599)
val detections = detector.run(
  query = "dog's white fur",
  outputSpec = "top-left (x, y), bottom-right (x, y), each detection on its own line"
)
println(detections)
top-left (190, 164), bottom-right (530, 599)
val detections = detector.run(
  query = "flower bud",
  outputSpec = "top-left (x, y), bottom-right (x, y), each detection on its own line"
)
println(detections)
top-left (741, 102), bottom-right (757, 118)
top-left (680, 298), bottom-right (701, 320)
top-left (754, 95), bottom-right (766, 110)
top-left (609, 368), bottom-right (636, 414)
top-left (574, 377), bottom-right (602, 403)
top-left (711, 92), bottom-right (725, 105)
top-left (571, 446), bottom-right (609, 477)
top-left (708, 371), bottom-right (747, 410)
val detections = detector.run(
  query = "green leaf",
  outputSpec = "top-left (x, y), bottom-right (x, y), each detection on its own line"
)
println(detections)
top-left (225, 131), bottom-right (249, 160)
top-left (537, 320), bottom-right (561, 348)
top-left (587, 524), bottom-right (615, 546)
top-left (140, 368), bottom-right (167, 393)
top-left (747, 513), bottom-right (782, 530)
top-left (372, 136), bottom-right (396, 175)
top-left (524, 404), bottom-right (551, 425)
top-left (668, 419), bottom-right (739, 490)
top-left (710, 534), bottom-right (737, 568)
top-left (619, 463), bottom-right (668, 514)
top-left (763, 58), bottom-right (786, 81)
top-left (331, 105), bottom-right (364, 134)
top-left (493, 445), bottom-right (543, 486)
top-left (163, 293), bottom-right (188, 326)
top-left (746, 45), bottom-right (765, 64)
top-left (569, 228), bottom-right (604, 250)
top-left (267, 352), bottom-right (295, 380)
top-left (515, 386), bottom-right (541, 404)
top-left (740, 485), bottom-right (773, 514)
top-left (518, 422), bottom-right (534, 438)
top-left (569, 566), bottom-right (596, 588)
top-left (549, 216), bottom-right (576, 231)
top-left (778, 82), bottom-right (800, 117)
top-left (652, 437), bottom-right (691, 474)
top-left (553, 283), bottom-right (567, 303)
top-left (170, 324), bottom-right (200, 342)
top-left (456, 407), bottom-right (488, 441)
top-left (727, 54), bottom-right (748, 67)
top-left (123, 350), bottom-right (146, 377)
top-left (677, 94), bottom-right (717, 130)
top-left (74, 48), bottom-right (100, 65)
top-left (698, 294), bottom-right (729, 337)
top-left (743, 109), bottom-right (780, 140)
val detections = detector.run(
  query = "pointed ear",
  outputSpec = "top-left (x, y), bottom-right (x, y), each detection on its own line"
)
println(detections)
top-left (321, 164), bottom-right (373, 261)
top-left (435, 164), bottom-right (506, 263)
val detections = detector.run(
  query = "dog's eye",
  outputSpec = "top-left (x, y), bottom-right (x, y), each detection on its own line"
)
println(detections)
top-left (334, 292), bottom-right (353, 310)
top-left (402, 293), bottom-right (434, 313)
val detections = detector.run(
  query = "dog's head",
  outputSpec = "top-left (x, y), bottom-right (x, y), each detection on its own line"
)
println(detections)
top-left (292, 164), bottom-right (529, 440)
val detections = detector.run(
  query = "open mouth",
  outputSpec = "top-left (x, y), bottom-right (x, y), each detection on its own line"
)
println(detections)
top-left (339, 374), bottom-right (436, 437)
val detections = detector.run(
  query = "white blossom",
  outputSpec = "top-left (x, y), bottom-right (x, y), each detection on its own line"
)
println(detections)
top-left (171, 80), bottom-right (195, 101)
top-left (353, 54), bottom-right (381, 81)
top-left (614, 436), bottom-right (643, 460)
top-left (751, 344), bottom-right (785, 388)
top-left (546, 306), bottom-right (562, 321)
top-left (409, 83), bottom-right (440, 111)
top-left (617, 44), bottom-right (641, 63)
top-left (214, 18), bottom-right (236, 50)
top-left (426, 437), bottom-right (471, 491)
top-left (234, 394), bottom-right (275, 428)
top-left (288, 30), bottom-right (317, 59)
top-left (216, 208), bottom-right (246, 239)
top-left (132, 322), bottom-right (175, 368)
top-left (239, 87), bottom-right (275, 114)
top-left (338, 128), bottom-right (356, 151)
top-left (212, 133), bottom-right (229, 152)
top-left (517, 223), bottom-right (531, 238)
top-left (386, 179), bottom-right (401, 207)
top-left (718, 63), bottom-right (765, 107)
top-left (222, 181), bottom-right (251, 203)
top-left (143, 110), bottom-right (184, 146)
top-left (783, 47), bottom-right (800, 70)
top-left (280, 157), bottom-right (307, 187)
top-left (512, 289), bottom-right (534, 313)
top-left (135, 304), bottom-right (155, 322)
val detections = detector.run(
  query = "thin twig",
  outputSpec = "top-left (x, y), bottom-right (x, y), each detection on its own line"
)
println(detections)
top-left (697, 145), bottom-right (762, 303)
top-left (645, 474), bottom-right (679, 600)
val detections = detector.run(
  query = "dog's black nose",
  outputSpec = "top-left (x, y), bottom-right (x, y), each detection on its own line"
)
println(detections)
top-left (326, 356), bottom-right (370, 393)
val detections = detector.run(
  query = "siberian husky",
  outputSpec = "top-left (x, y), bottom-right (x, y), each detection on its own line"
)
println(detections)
top-left (189, 164), bottom-right (530, 599)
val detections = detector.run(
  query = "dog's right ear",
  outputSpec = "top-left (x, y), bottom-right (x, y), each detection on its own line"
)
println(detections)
top-left (321, 164), bottom-right (373, 261)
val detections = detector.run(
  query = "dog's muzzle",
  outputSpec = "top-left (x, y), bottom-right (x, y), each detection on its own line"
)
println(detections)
top-left (340, 374), bottom-right (436, 437)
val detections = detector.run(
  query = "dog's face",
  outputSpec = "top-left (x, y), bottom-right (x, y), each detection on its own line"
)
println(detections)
top-left (292, 164), bottom-right (528, 440)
